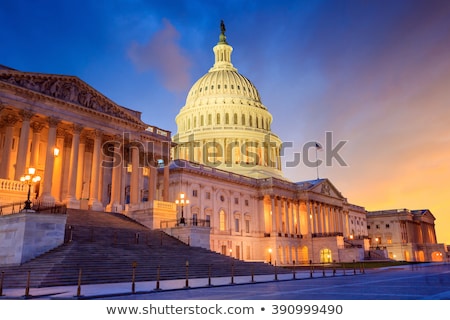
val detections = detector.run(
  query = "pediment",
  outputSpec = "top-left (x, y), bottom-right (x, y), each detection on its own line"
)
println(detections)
top-left (0, 69), bottom-right (143, 126)
top-left (310, 179), bottom-right (344, 199)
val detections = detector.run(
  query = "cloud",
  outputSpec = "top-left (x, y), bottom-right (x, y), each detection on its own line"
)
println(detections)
top-left (127, 19), bottom-right (191, 92)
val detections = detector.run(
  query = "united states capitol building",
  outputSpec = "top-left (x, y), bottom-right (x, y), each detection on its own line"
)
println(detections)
top-left (0, 23), bottom-right (447, 266)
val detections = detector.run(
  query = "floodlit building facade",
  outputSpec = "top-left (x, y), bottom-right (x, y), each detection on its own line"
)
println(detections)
top-left (0, 23), bottom-right (447, 265)
top-left (366, 209), bottom-right (446, 262)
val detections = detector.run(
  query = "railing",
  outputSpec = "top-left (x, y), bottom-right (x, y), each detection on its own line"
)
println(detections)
top-left (0, 179), bottom-right (27, 192)
top-left (160, 218), bottom-right (211, 229)
top-left (0, 200), bottom-right (67, 216)
top-left (312, 232), bottom-right (344, 238)
top-left (0, 201), bottom-right (25, 215)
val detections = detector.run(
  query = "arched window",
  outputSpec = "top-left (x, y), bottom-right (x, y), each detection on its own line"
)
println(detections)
top-left (241, 114), bottom-right (246, 125)
top-left (225, 113), bottom-right (229, 124)
top-left (216, 113), bottom-right (221, 125)
top-left (200, 115), bottom-right (204, 126)
top-left (233, 113), bottom-right (238, 125)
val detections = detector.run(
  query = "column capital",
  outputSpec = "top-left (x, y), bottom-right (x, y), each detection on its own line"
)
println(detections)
top-left (71, 123), bottom-right (84, 135)
top-left (47, 116), bottom-right (60, 128)
top-left (19, 109), bottom-right (35, 121)
top-left (1, 113), bottom-right (20, 127)
top-left (31, 121), bottom-right (45, 133)
top-left (90, 129), bottom-right (104, 140)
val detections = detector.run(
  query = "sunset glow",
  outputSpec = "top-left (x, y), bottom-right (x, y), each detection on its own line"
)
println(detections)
top-left (1, 0), bottom-right (449, 244)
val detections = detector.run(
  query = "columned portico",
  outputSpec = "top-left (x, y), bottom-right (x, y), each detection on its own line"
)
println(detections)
top-left (0, 67), bottom-right (172, 214)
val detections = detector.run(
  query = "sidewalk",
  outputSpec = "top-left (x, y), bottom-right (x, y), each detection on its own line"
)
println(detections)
top-left (1, 271), bottom-right (318, 300)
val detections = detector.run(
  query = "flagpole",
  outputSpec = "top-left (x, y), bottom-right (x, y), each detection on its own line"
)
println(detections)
top-left (316, 146), bottom-right (319, 180)
top-left (315, 142), bottom-right (321, 180)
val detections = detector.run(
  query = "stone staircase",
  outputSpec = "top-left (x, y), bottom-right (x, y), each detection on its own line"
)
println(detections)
top-left (1, 209), bottom-right (289, 289)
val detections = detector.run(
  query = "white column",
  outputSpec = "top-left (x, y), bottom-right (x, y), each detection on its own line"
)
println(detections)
top-left (39, 117), bottom-right (59, 204)
top-left (14, 110), bottom-right (33, 180)
top-left (29, 121), bottom-right (45, 168)
top-left (163, 157), bottom-right (169, 201)
top-left (106, 140), bottom-right (122, 212)
top-left (88, 130), bottom-right (103, 211)
top-left (271, 196), bottom-right (276, 233)
top-left (65, 124), bottom-right (83, 208)
top-left (130, 145), bottom-right (140, 205)
top-left (0, 114), bottom-right (19, 179)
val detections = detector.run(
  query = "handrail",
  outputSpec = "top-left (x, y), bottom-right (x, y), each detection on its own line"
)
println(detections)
top-left (0, 200), bottom-right (67, 216)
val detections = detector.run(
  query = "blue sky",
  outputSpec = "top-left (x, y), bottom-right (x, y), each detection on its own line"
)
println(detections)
top-left (1, 0), bottom-right (450, 244)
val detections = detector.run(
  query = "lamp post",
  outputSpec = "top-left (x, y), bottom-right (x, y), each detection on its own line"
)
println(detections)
top-left (175, 192), bottom-right (189, 225)
top-left (20, 167), bottom-right (41, 212)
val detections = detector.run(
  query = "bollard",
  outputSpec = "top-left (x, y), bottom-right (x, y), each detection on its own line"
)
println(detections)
top-left (274, 261), bottom-right (278, 281)
top-left (251, 266), bottom-right (255, 283)
top-left (185, 260), bottom-right (190, 288)
top-left (76, 268), bottom-right (82, 297)
top-left (292, 260), bottom-right (296, 279)
top-left (24, 270), bottom-right (31, 298)
top-left (131, 261), bottom-right (137, 293)
top-left (230, 261), bottom-right (234, 284)
top-left (0, 271), bottom-right (4, 296)
top-left (155, 266), bottom-right (161, 290)
top-left (135, 233), bottom-right (139, 244)
top-left (68, 226), bottom-right (73, 242)
top-left (353, 260), bottom-right (356, 275)
top-left (310, 261), bottom-right (313, 278)
top-left (208, 264), bottom-right (212, 287)
top-left (333, 266), bottom-right (336, 276)
top-left (322, 264), bottom-right (325, 277)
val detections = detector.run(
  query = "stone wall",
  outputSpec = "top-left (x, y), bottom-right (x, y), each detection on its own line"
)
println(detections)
top-left (0, 212), bottom-right (67, 266)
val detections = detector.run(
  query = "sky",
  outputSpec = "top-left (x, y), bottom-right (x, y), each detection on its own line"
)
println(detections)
top-left (1, 0), bottom-right (449, 245)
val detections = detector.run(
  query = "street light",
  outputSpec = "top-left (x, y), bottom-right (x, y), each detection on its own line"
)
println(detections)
top-left (175, 192), bottom-right (189, 225)
top-left (20, 167), bottom-right (41, 212)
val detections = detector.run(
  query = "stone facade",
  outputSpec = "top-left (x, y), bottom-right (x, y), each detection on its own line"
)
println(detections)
top-left (366, 209), bottom-right (446, 262)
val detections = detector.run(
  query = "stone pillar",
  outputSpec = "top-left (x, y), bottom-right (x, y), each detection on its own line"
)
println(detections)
top-left (75, 134), bottom-right (86, 200)
top-left (29, 121), bottom-right (45, 168)
top-left (163, 157), bottom-right (169, 201)
top-left (39, 117), bottom-right (59, 204)
top-left (285, 199), bottom-right (290, 234)
top-left (14, 110), bottom-right (34, 180)
top-left (88, 130), bottom-right (103, 211)
top-left (65, 124), bottom-right (83, 208)
top-left (271, 196), bottom-right (276, 233)
top-left (106, 140), bottom-right (122, 212)
top-left (130, 144), bottom-right (140, 205)
top-left (52, 128), bottom-right (66, 202)
top-left (148, 163), bottom-right (156, 203)
top-left (0, 114), bottom-right (19, 179)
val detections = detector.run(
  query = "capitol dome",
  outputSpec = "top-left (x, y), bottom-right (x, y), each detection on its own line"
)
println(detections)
top-left (173, 21), bottom-right (285, 180)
